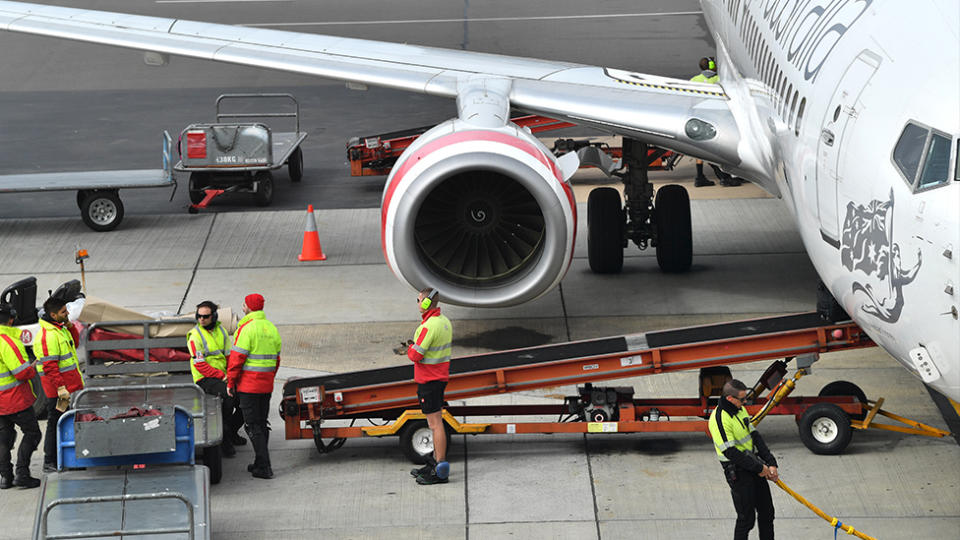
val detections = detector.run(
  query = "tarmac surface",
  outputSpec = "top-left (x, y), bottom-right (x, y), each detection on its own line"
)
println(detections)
top-left (0, 1), bottom-right (958, 539)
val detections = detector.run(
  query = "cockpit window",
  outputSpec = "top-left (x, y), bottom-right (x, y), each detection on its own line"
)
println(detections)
top-left (893, 123), bottom-right (928, 183)
top-left (917, 134), bottom-right (952, 189)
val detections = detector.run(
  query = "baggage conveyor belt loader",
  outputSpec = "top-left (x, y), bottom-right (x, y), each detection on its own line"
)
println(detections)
top-left (281, 313), bottom-right (952, 462)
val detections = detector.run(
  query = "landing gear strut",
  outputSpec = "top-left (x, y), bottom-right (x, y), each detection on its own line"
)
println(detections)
top-left (587, 138), bottom-right (692, 273)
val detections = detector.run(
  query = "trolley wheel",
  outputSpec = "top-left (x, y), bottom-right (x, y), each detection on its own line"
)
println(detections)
top-left (76, 190), bottom-right (89, 210)
top-left (654, 184), bottom-right (692, 273)
top-left (188, 172), bottom-right (210, 205)
top-left (798, 403), bottom-right (852, 455)
top-left (399, 420), bottom-right (434, 464)
top-left (202, 444), bottom-right (223, 485)
top-left (587, 187), bottom-right (624, 273)
top-left (818, 381), bottom-right (868, 421)
top-left (253, 171), bottom-right (274, 207)
top-left (80, 190), bottom-right (124, 232)
top-left (288, 147), bottom-right (304, 183)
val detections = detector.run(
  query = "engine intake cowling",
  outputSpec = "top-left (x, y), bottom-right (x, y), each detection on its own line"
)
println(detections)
top-left (381, 119), bottom-right (577, 307)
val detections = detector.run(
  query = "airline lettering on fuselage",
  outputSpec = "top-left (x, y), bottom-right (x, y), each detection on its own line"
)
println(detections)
top-left (841, 190), bottom-right (922, 323)
top-left (744, 0), bottom-right (874, 82)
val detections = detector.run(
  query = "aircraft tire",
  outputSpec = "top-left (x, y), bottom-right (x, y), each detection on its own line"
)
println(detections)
top-left (80, 190), bottom-right (124, 232)
top-left (654, 184), bottom-right (692, 273)
top-left (819, 381), bottom-right (868, 421)
top-left (253, 171), bottom-right (274, 207)
top-left (288, 147), bottom-right (304, 183)
top-left (587, 187), bottom-right (624, 273)
top-left (798, 403), bottom-right (852, 455)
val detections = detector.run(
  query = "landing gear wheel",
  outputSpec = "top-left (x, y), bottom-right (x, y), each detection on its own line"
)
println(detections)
top-left (189, 172), bottom-right (211, 205)
top-left (253, 171), bottom-right (274, 207)
top-left (654, 184), bottom-right (692, 273)
top-left (587, 187), bottom-right (625, 273)
top-left (288, 147), bottom-right (303, 183)
top-left (819, 381), bottom-right (868, 421)
top-left (80, 190), bottom-right (124, 232)
top-left (202, 444), bottom-right (223, 485)
top-left (399, 420), bottom-right (434, 464)
top-left (799, 403), bottom-right (852, 455)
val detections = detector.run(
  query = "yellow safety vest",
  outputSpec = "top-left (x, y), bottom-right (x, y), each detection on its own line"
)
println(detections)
top-left (691, 72), bottom-right (719, 84)
top-left (411, 313), bottom-right (452, 365)
top-left (0, 325), bottom-right (32, 393)
top-left (187, 322), bottom-right (230, 383)
top-left (33, 319), bottom-right (82, 382)
top-left (708, 402), bottom-right (755, 462)
top-left (232, 311), bottom-right (281, 373)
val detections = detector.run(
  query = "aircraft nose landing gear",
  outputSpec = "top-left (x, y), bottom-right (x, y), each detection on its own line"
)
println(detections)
top-left (587, 138), bottom-right (692, 274)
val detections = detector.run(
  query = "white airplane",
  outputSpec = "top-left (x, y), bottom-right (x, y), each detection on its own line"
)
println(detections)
top-left (0, 1), bottom-right (957, 402)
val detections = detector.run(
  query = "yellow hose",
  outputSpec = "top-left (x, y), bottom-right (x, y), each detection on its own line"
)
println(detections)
top-left (773, 479), bottom-right (876, 540)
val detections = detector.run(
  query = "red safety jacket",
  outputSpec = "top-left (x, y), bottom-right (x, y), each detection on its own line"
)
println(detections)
top-left (0, 325), bottom-right (37, 415)
top-left (407, 308), bottom-right (453, 383)
top-left (227, 311), bottom-right (282, 394)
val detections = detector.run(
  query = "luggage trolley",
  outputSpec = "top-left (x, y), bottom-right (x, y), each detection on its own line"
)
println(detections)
top-left (176, 93), bottom-right (308, 211)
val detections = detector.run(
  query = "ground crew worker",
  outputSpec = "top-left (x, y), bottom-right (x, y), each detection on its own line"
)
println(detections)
top-left (187, 301), bottom-right (245, 458)
top-left (406, 287), bottom-right (453, 485)
top-left (690, 57), bottom-right (742, 187)
top-left (0, 303), bottom-right (41, 489)
top-left (227, 294), bottom-right (281, 480)
top-left (34, 297), bottom-right (83, 473)
top-left (709, 379), bottom-right (779, 540)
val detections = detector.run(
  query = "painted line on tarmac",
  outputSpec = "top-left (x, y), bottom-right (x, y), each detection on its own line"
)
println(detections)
top-left (245, 11), bottom-right (703, 28)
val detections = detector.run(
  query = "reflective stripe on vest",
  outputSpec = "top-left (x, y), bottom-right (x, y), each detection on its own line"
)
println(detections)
top-left (708, 404), bottom-right (755, 462)
top-left (195, 325), bottom-right (229, 358)
top-left (413, 314), bottom-right (452, 365)
top-left (34, 322), bottom-right (81, 385)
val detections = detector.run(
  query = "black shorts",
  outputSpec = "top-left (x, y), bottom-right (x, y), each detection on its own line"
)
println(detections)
top-left (417, 380), bottom-right (447, 414)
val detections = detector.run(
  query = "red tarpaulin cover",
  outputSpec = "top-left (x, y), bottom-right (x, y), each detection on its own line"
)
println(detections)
top-left (88, 328), bottom-right (189, 363)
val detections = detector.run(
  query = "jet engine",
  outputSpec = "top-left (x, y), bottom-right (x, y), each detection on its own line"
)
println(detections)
top-left (381, 119), bottom-right (577, 307)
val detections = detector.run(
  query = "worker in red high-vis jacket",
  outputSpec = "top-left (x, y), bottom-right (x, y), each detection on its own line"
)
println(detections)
top-left (33, 296), bottom-right (83, 473)
top-left (0, 303), bottom-right (41, 489)
top-left (227, 294), bottom-right (281, 480)
top-left (406, 287), bottom-right (453, 485)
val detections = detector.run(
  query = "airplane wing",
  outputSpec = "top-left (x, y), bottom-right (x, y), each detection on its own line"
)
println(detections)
top-left (0, 1), bottom-right (747, 169)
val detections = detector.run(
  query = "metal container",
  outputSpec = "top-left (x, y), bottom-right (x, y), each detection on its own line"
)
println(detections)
top-left (179, 123), bottom-right (272, 169)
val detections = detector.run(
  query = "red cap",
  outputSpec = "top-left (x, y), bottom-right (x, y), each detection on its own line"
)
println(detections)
top-left (244, 293), bottom-right (265, 311)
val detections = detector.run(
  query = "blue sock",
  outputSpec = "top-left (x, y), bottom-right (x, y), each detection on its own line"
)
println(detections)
top-left (435, 461), bottom-right (449, 479)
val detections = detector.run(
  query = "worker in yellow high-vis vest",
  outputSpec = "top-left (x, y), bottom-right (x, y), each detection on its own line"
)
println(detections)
top-left (690, 57), bottom-right (742, 187)
top-left (0, 303), bottom-right (41, 489)
top-left (187, 300), bottom-right (245, 458)
top-left (709, 379), bottom-right (779, 540)
top-left (406, 287), bottom-right (453, 486)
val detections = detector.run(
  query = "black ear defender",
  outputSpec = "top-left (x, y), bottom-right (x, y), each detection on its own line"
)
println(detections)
top-left (0, 303), bottom-right (16, 322)
top-left (420, 288), bottom-right (439, 311)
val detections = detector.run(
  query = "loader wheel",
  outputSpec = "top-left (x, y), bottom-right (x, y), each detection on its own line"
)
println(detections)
top-left (202, 444), bottom-right (223, 484)
top-left (587, 187), bottom-right (624, 273)
top-left (819, 381), bottom-right (868, 421)
top-left (253, 171), bottom-right (274, 207)
top-left (654, 184), bottom-right (692, 273)
top-left (399, 420), bottom-right (434, 464)
top-left (799, 403), bottom-right (852, 455)
top-left (288, 147), bottom-right (303, 183)
top-left (188, 172), bottom-right (211, 205)
top-left (76, 190), bottom-right (89, 210)
top-left (80, 190), bottom-right (124, 232)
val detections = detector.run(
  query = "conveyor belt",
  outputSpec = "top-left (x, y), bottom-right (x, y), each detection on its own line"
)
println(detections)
top-left (283, 312), bottom-right (833, 398)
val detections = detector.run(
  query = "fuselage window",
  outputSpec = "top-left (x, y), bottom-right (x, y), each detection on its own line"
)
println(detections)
top-left (795, 97), bottom-right (806, 136)
top-left (892, 123), bottom-right (929, 183)
top-left (917, 133), bottom-right (952, 189)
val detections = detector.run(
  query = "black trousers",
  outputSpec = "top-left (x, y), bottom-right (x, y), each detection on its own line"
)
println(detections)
top-left (238, 392), bottom-right (271, 469)
top-left (197, 378), bottom-right (244, 448)
top-left (0, 406), bottom-right (41, 478)
top-left (44, 398), bottom-right (64, 466)
top-left (727, 467), bottom-right (775, 540)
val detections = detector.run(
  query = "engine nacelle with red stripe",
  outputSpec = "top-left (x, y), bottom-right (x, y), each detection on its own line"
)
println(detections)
top-left (381, 119), bottom-right (577, 307)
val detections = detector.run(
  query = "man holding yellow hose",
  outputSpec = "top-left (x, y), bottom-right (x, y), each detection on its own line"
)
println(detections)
top-left (709, 379), bottom-right (779, 540)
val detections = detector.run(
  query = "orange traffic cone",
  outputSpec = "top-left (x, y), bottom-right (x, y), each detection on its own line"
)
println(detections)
top-left (298, 204), bottom-right (326, 261)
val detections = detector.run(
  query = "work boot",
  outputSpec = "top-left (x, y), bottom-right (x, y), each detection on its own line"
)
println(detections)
top-left (415, 468), bottom-right (449, 485)
top-left (0, 475), bottom-right (12, 490)
top-left (13, 475), bottom-right (40, 489)
top-left (230, 433), bottom-right (247, 446)
top-left (250, 466), bottom-right (273, 479)
top-left (720, 176), bottom-right (743, 187)
top-left (221, 442), bottom-right (236, 458)
top-left (694, 175), bottom-right (715, 187)
top-left (42, 463), bottom-right (56, 474)
top-left (410, 456), bottom-right (437, 478)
